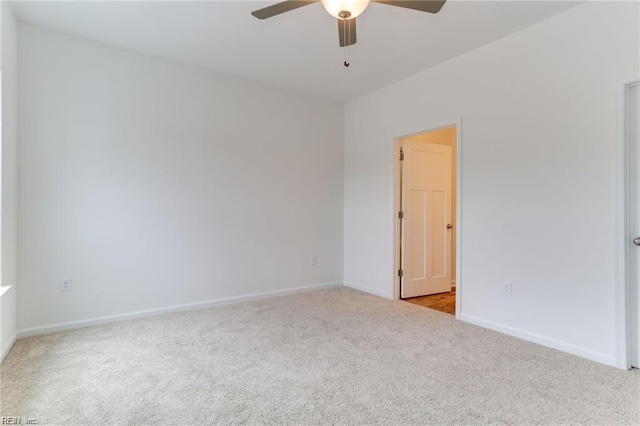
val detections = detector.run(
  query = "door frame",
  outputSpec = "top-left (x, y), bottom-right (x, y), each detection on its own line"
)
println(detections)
top-left (393, 118), bottom-right (463, 318)
top-left (617, 80), bottom-right (640, 369)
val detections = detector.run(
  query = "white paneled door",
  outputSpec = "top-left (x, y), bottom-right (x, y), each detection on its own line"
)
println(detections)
top-left (401, 141), bottom-right (452, 298)
top-left (629, 83), bottom-right (640, 368)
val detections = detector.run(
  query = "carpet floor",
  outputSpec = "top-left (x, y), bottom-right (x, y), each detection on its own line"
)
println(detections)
top-left (1, 287), bottom-right (638, 425)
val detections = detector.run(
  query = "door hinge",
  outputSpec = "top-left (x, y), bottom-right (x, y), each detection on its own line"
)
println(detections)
top-left (398, 269), bottom-right (404, 278)
top-left (398, 211), bottom-right (404, 219)
top-left (399, 148), bottom-right (404, 161)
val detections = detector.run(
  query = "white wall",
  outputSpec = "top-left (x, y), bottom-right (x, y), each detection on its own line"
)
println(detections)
top-left (344, 2), bottom-right (639, 366)
top-left (1, 1), bottom-right (18, 361)
top-left (18, 24), bottom-right (344, 332)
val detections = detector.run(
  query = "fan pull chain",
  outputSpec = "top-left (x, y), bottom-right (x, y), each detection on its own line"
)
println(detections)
top-left (343, 16), bottom-right (350, 67)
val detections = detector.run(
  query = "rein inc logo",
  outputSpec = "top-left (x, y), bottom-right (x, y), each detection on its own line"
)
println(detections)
top-left (1, 417), bottom-right (37, 425)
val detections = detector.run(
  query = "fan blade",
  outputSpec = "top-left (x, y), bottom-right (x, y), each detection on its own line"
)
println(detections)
top-left (373, 0), bottom-right (446, 14)
top-left (251, 1), bottom-right (319, 20)
top-left (338, 18), bottom-right (357, 47)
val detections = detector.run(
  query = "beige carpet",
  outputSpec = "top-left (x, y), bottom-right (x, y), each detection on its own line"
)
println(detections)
top-left (1, 287), bottom-right (638, 425)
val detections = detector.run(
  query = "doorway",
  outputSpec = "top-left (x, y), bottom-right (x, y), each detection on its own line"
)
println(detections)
top-left (395, 125), bottom-right (459, 316)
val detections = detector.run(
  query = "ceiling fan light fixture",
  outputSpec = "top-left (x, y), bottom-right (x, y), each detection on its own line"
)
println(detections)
top-left (321, 0), bottom-right (370, 19)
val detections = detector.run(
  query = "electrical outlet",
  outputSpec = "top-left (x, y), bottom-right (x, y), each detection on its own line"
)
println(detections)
top-left (503, 281), bottom-right (512, 296)
top-left (60, 277), bottom-right (72, 292)
top-left (311, 256), bottom-right (318, 266)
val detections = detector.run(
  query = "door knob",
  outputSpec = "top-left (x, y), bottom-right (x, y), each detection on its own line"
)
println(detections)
top-left (447, 224), bottom-right (453, 229)
top-left (635, 237), bottom-right (640, 246)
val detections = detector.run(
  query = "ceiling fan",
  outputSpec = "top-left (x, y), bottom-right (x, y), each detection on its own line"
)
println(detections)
top-left (251, 1), bottom-right (447, 51)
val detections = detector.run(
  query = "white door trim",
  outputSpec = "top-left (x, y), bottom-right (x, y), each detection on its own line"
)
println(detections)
top-left (393, 117), bottom-right (463, 318)
top-left (616, 80), bottom-right (640, 369)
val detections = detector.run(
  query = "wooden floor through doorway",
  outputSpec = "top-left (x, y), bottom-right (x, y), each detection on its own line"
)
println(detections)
top-left (404, 288), bottom-right (456, 315)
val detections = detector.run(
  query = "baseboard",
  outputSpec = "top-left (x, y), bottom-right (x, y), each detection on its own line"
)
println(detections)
top-left (17, 282), bottom-right (343, 339)
top-left (1, 332), bottom-right (17, 364)
top-left (344, 282), bottom-right (393, 299)
top-left (459, 314), bottom-right (616, 367)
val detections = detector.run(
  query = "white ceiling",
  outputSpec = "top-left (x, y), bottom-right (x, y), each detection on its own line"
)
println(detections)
top-left (10, 0), bottom-right (580, 101)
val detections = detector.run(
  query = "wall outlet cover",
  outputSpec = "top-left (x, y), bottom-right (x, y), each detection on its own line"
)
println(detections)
top-left (60, 277), bottom-right (72, 292)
